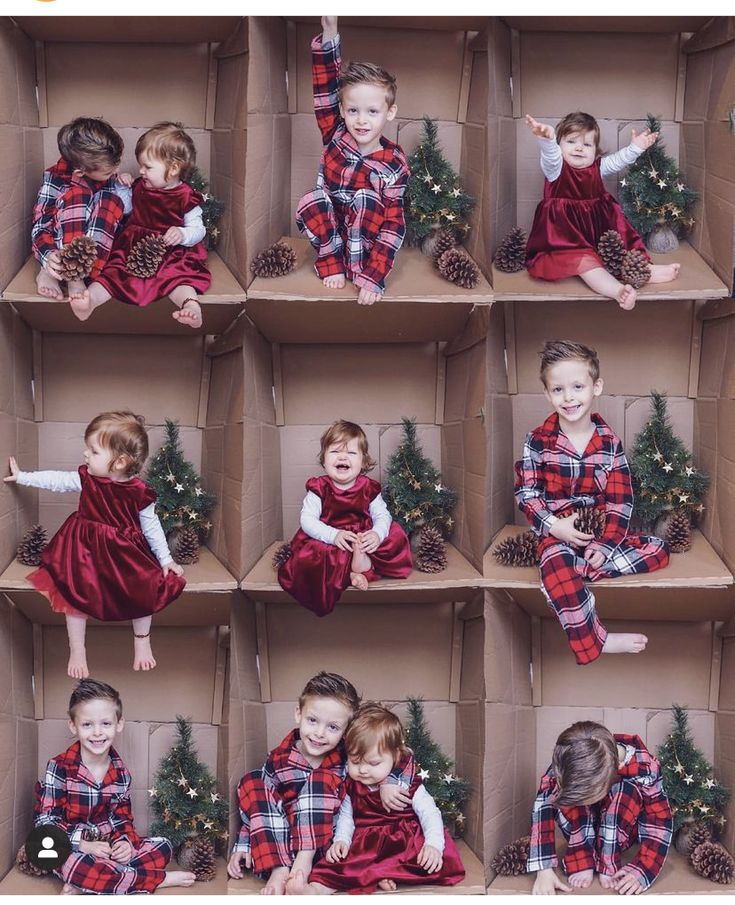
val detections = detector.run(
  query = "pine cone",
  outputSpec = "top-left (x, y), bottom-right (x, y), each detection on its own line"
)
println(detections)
top-left (125, 234), bottom-right (167, 278)
top-left (415, 525), bottom-right (447, 574)
top-left (59, 235), bottom-right (98, 281)
top-left (493, 228), bottom-right (527, 273)
top-left (666, 510), bottom-right (692, 554)
top-left (17, 525), bottom-right (48, 566)
top-left (690, 842), bottom-right (735, 884)
top-left (492, 530), bottom-right (539, 567)
top-left (436, 249), bottom-right (480, 289)
top-left (687, 822), bottom-right (714, 857)
top-left (15, 843), bottom-right (53, 877)
top-left (620, 249), bottom-right (651, 289)
top-left (250, 241), bottom-right (297, 278)
top-left (597, 230), bottom-right (625, 278)
top-left (272, 542), bottom-right (292, 570)
top-left (170, 526), bottom-right (200, 565)
top-left (574, 506), bottom-right (606, 540)
top-left (178, 836), bottom-right (216, 882)
top-left (491, 836), bottom-right (531, 877)
top-left (425, 228), bottom-right (458, 264)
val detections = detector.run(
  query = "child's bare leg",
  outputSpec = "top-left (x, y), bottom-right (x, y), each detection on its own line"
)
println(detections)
top-left (578, 267), bottom-right (636, 309)
top-left (158, 871), bottom-right (196, 888)
top-left (568, 869), bottom-right (594, 888)
top-left (66, 614), bottom-right (89, 679)
top-left (132, 617), bottom-right (156, 671)
top-left (378, 879), bottom-right (397, 891)
top-left (262, 865), bottom-right (290, 895)
top-left (602, 633), bottom-right (648, 655)
top-left (648, 262), bottom-right (681, 283)
top-left (169, 285), bottom-right (203, 328)
top-left (350, 541), bottom-right (372, 591)
top-left (36, 267), bottom-right (64, 300)
top-left (69, 281), bottom-right (111, 321)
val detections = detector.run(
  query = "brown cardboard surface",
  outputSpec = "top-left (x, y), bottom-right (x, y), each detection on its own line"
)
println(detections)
top-left (504, 16), bottom-right (710, 32)
top-left (479, 590), bottom-right (533, 707)
top-left (14, 17), bottom-right (240, 43)
top-left (716, 712), bottom-right (735, 852)
top-left (3, 254), bottom-right (245, 335)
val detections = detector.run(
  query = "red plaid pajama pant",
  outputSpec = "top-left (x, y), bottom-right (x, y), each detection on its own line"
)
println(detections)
top-left (296, 188), bottom-right (384, 282)
top-left (58, 837), bottom-right (172, 894)
top-left (538, 535), bottom-right (669, 665)
top-left (55, 184), bottom-right (125, 279)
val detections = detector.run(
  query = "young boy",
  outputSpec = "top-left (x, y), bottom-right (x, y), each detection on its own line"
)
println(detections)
top-left (34, 679), bottom-right (195, 894)
top-left (32, 117), bottom-right (132, 301)
top-left (227, 672), bottom-right (413, 894)
top-left (515, 340), bottom-right (669, 665)
top-left (296, 15), bottom-right (409, 306)
top-left (529, 721), bottom-right (672, 894)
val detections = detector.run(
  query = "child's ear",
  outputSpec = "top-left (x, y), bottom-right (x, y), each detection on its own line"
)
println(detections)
top-left (593, 378), bottom-right (604, 397)
top-left (294, 705), bottom-right (302, 725)
top-left (386, 104), bottom-right (397, 122)
top-left (68, 719), bottom-right (78, 737)
top-left (115, 717), bottom-right (125, 736)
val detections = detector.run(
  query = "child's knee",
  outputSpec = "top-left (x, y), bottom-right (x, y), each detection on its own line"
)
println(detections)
top-left (350, 187), bottom-right (382, 211)
top-left (296, 189), bottom-right (330, 217)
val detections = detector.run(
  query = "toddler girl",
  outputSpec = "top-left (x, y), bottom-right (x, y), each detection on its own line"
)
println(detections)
top-left (304, 703), bottom-right (465, 894)
top-left (278, 420), bottom-right (412, 616)
top-left (525, 112), bottom-right (681, 309)
top-left (71, 122), bottom-right (211, 328)
top-left (5, 411), bottom-right (185, 678)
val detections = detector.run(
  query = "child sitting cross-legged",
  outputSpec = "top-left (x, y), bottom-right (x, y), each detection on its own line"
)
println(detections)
top-left (529, 721), bottom-right (672, 895)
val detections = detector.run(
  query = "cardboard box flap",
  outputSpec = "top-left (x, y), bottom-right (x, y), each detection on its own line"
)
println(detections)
top-left (683, 17), bottom-right (735, 53)
top-left (501, 16), bottom-right (711, 33)
top-left (287, 16), bottom-right (488, 32)
top-left (699, 298), bottom-right (735, 323)
top-left (14, 17), bottom-right (241, 43)
top-left (492, 242), bottom-right (728, 301)
top-left (3, 255), bottom-right (245, 336)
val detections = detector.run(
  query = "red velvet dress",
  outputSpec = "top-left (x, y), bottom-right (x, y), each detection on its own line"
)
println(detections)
top-left (278, 474), bottom-right (412, 616)
top-left (96, 178), bottom-right (211, 306)
top-left (28, 465), bottom-right (185, 621)
top-left (526, 158), bottom-right (649, 281)
top-left (308, 776), bottom-right (465, 893)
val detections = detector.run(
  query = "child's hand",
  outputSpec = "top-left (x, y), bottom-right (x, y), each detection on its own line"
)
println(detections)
top-left (612, 867), bottom-right (645, 895)
top-left (163, 561), bottom-right (184, 577)
top-left (417, 844), bottom-right (443, 874)
top-left (325, 840), bottom-right (349, 862)
top-left (80, 839), bottom-right (113, 857)
top-left (321, 16), bottom-right (338, 38)
top-left (110, 838), bottom-right (133, 863)
top-left (357, 287), bottom-right (382, 306)
top-left (584, 545), bottom-right (606, 570)
top-left (45, 249), bottom-right (64, 280)
top-left (532, 868), bottom-right (571, 895)
top-left (4, 457), bottom-right (19, 483)
top-left (549, 513), bottom-right (594, 548)
top-left (525, 115), bottom-right (555, 141)
top-left (379, 782), bottom-right (412, 812)
top-left (358, 530), bottom-right (380, 554)
top-left (162, 226), bottom-right (184, 246)
top-left (631, 128), bottom-right (658, 151)
top-left (227, 850), bottom-right (251, 878)
top-left (334, 529), bottom-right (358, 551)
top-left (116, 172), bottom-right (134, 187)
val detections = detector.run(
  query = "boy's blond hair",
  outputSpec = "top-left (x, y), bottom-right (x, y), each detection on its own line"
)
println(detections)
top-left (84, 410), bottom-right (149, 477)
top-left (135, 121), bottom-right (197, 182)
top-left (69, 678), bottom-right (123, 721)
top-left (339, 61), bottom-right (397, 107)
top-left (57, 117), bottom-right (123, 172)
top-left (552, 721), bottom-right (619, 807)
top-left (318, 420), bottom-right (376, 473)
top-left (298, 671), bottom-right (361, 716)
top-left (345, 702), bottom-right (409, 764)
top-left (555, 111), bottom-right (601, 156)
top-left (539, 340), bottom-right (600, 386)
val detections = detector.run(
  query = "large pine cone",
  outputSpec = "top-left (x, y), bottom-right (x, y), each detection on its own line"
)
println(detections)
top-left (170, 526), bottom-right (200, 565)
top-left (666, 510), bottom-right (692, 554)
top-left (178, 836), bottom-right (216, 882)
top-left (15, 843), bottom-right (53, 877)
top-left (597, 230), bottom-right (625, 278)
top-left (492, 530), bottom-right (539, 567)
top-left (126, 234), bottom-right (167, 278)
top-left (690, 842), bottom-right (735, 884)
top-left (493, 228), bottom-right (527, 273)
top-left (272, 542), bottom-right (293, 570)
top-left (250, 241), bottom-right (297, 278)
top-left (415, 525), bottom-right (448, 574)
top-left (620, 249), bottom-right (651, 289)
top-left (17, 524), bottom-right (48, 566)
top-left (686, 822), bottom-right (715, 857)
top-left (59, 235), bottom-right (98, 281)
top-left (437, 249), bottom-right (480, 289)
top-left (425, 228), bottom-right (458, 264)
top-left (491, 836), bottom-right (531, 876)
top-left (574, 506), bottom-right (606, 540)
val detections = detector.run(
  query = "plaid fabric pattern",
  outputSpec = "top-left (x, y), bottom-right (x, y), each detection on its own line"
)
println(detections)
top-left (32, 157), bottom-right (126, 279)
top-left (295, 34), bottom-right (409, 294)
top-left (34, 741), bottom-right (172, 894)
top-left (528, 735), bottom-right (672, 890)
top-left (515, 413), bottom-right (669, 664)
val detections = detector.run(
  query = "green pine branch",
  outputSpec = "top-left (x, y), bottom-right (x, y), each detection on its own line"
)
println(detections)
top-left (185, 167), bottom-right (225, 250)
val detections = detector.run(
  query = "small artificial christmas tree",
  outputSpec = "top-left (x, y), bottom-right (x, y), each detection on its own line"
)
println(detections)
top-left (404, 117), bottom-right (475, 246)
top-left (629, 392), bottom-right (708, 529)
top-left (186, 167), bottom-right (225, 250)
top-left (404, 697), bottom-right (470, 832)
top-left (656, 704), bottom-right (730, 832)
top-left (146, 420), bottom-right (216, 539)
top-left (149, 716), bottom-right (229, 852)
top-left (619, 115), bottom-right (697, 244)
top-left (383, 417), bottom-right (457, 536)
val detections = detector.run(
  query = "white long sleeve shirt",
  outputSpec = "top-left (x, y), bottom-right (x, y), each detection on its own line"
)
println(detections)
top-left (16, 470), bottom-right (173, 566)
top-left (112, 183), bottom-right (205, 246)
top-left (538, 137), bottom-right (644, 182)
top-left (333, 784), bottom-right (445, 851)
top-left (299, 490), bottom-right (392, 546)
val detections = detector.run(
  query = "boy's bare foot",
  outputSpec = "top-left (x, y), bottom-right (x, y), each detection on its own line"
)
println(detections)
top-left (158, 871), bottom-right (196, 888)
top-left (69, 282), bottom-right (110, 322)
top-left (378, 879), bottom-right (397, 891)
top-left (66, 278), bottom-right (86, 299)
top-left (599, 873), bottom-right (615, 889)
top-left (262, 866), bottom-right (289, 895)
top-left (648, 262), bottom-right (681, 283)
top-left (61, 883), bottom-right (81, 895)
top-left (568, 869), bottom-right (594, 888)
top-left (172, 297), bottom-right (203, 329)
top-left (602, 632), bottom-right (648, 655)
top-left (350, 571), bottom-right (369, 591)
top-left (323, 274), bottom-right (346, 289)
top-left (616, 284), bottom-right (637, 310)
top-left (285, 869), bottom-right (308, 895)
top-left (37, 269), bottom-right (64, 300)
top-left (133, 634), bottom-right (157, 671)
top-left (68, 648), bottom-right (89, 679)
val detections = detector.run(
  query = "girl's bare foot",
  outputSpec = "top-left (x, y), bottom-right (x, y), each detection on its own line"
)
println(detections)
top-left (378, 879), bottom-right (397, 891)
top-left (68, 648), bottom-right (89, 679)
top-left (350, 571), bottom-right (369, 591)
top-left (66, 278), bottom-right (86, 300)
top-left (648, 262), bottom-right (681, 283)
top-left (599, 873), bottom-right (615, 889)
top-left (616, 284), bottom-right (637, 310)
top-left (569, 869), bottom-right (594, 888)
top-left (303, 881), bottom-right (336, 895)
top-left (61, 883), bottom-right (81, 894)
top-left (602, 632), bottom-right (648, 654)
top-left (172, 297), bottom-right (203, 329)
top-left (323, 274), bottom-right (346, 289)
top-left (69, 282), bottom-right (110, 322)
top-left (37, 269), bottom-right (64, 300)
top-left (133, 634), bottom-right (157, 671)
top-left (158, 870), bottom-right (196, 888)
top-left (262, 866), bottom-right (289, 895)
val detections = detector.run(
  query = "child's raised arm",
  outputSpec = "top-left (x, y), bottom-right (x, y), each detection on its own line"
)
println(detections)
top-left (321, 15), bottom-right (338, 40)
top-left (311, 17), bottom-right (342, 143)
top-left (6, 460), bottom-right (82, 493)
top-left (525, 114), bottom-right (555, 141)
